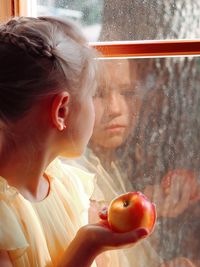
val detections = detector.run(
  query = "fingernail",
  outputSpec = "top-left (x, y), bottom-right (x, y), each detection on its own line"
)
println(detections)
top-left (101, 207), bottom-right (108, 214)
top-left (99, 207), bottom-right (108, 220)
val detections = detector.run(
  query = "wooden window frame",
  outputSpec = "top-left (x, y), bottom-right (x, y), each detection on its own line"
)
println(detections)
top-left (0, 0), bottom-right (36, 22)
top-left (0, 0), bottom-right (16, 22)
top-left (1, 1), bottom-right (200, 58)
top-left (91, 40), bottom-right (200, 58)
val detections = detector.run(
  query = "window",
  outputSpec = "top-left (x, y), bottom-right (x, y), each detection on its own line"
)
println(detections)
top-left (35, 0), bottom-right (200, 42)
top-left (36, 0), bottom-right (103, 41)
top-left (1, 1), bottom-right (200, 266)
top-left (36, 1), bottom-right (200, 266)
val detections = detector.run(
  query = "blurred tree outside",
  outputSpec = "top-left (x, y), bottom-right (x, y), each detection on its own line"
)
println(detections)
top-left (100, 0), bottom-right (200, 40)
top-left (98, 0), bottom-right (200, 190)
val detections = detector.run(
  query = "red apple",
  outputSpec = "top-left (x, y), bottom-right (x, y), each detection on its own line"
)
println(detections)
top-left (107, 191), bottom-right (156, 233)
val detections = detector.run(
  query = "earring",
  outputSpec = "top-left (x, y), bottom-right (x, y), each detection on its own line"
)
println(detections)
top-left (61, 125), bottom-right (66, 131)
top-left (59, 125), bottom-right (66, 131)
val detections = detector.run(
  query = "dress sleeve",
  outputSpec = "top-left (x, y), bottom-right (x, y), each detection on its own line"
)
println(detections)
top-left (47, 158), bottom-right (95, 199)
top-left (0, 177), bottom-right (29, 254)
top-left (46, 158), bottom-right (96, 225)
top-left (0, 200), bottom-right (29, 252)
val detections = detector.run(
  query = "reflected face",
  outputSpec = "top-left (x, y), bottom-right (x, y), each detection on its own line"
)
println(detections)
top-left (90, 59), bottom-right (141, 149)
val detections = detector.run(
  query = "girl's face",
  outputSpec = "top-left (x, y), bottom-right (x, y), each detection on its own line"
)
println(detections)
top-left (60, 88), bottom-right (95, 158)
top-left (90, 60), bottom-right (141, 149)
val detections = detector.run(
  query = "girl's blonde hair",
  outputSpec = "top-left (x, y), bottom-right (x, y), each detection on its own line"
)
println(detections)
top-left (0, 16), bottom-right (97, 124)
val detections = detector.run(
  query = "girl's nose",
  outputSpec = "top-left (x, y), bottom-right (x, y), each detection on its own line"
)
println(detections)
top-left (107, 92), bottom-right (121, 116)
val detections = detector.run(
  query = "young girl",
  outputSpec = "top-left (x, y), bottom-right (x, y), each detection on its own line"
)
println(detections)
top-left (0, 17), bottom-right (149, 267)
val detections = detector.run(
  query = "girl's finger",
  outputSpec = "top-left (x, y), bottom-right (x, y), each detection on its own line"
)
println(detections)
top-left (110, 227), bottom-right (149, 247)
top-left (99, 219), bottom-right (110, 229)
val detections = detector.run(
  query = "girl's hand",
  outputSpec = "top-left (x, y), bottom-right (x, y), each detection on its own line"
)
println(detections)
top-left (95, 207), bottom-right (149, 250)
top-left (161, 169), bottom-right (200, 205)
top-left (60, 208), bottom-right (149, 267)
top-left (144, 169), bottom-right (200, 218)
top-left (93, 224), bottom-right (148, 250)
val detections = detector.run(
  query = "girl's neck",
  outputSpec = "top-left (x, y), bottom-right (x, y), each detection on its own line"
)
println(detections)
top-left (0, 133), bottom-right (54, 202)
top-left (0, 96), bottom-right (58, 202)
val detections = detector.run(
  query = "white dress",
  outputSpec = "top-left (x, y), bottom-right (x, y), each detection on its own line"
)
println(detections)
top-left (0, 158), bottom-right (96, 267)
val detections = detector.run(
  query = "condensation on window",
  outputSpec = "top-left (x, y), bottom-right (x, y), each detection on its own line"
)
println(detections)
top-left (36, 0), bottom-right (103, 41)
top-left (65, 56), bottom-right (200, 266)
top-left (36, 0), bottom-right (200, 41)
top-left (36, 1), bottom-right (200, 266)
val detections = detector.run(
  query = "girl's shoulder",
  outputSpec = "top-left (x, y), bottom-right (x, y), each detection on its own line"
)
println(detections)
top-left (0, 176), bottom-right (18, 202)
top-left (0, 177), bottom-right (28, 254)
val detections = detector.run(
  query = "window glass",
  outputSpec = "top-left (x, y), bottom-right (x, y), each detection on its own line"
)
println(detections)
top-left (36, 0), bottom-right (103, 41)
top-left (36, 0), bottom-right (200, 41)
top-left (65, 56), bottom-right (200, 266)
top-left (35, 1), bottom-right (200, 266)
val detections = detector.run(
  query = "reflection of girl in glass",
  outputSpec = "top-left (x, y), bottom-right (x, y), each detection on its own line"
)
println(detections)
top-left (67, 58), bottom-right (200, 267)
top-left (65, 59), bottom-right (162, 267)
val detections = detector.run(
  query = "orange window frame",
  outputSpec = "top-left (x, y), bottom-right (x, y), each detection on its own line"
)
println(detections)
top-left (0, 0), bottom-right (32, 22)
top-left (1, 1), bottom-right (200, 57)
top-left (90, 40), bottom-right (200, 58)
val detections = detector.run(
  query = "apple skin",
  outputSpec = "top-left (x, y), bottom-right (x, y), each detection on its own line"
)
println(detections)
top-left (107, 191), bottom-right (156, 233)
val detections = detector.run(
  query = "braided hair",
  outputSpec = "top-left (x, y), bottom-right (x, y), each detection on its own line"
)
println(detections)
top-left (0, 17), bottom-right (97, 125)
top-left (0, 18), bottom-right (53, 58)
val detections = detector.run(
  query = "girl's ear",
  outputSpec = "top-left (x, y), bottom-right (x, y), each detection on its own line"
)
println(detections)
top-left (51, 92), bottom-right (70, 131)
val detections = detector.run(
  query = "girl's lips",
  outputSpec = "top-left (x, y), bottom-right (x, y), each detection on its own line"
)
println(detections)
top-left (105, 125), bottom-right (127, 133)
